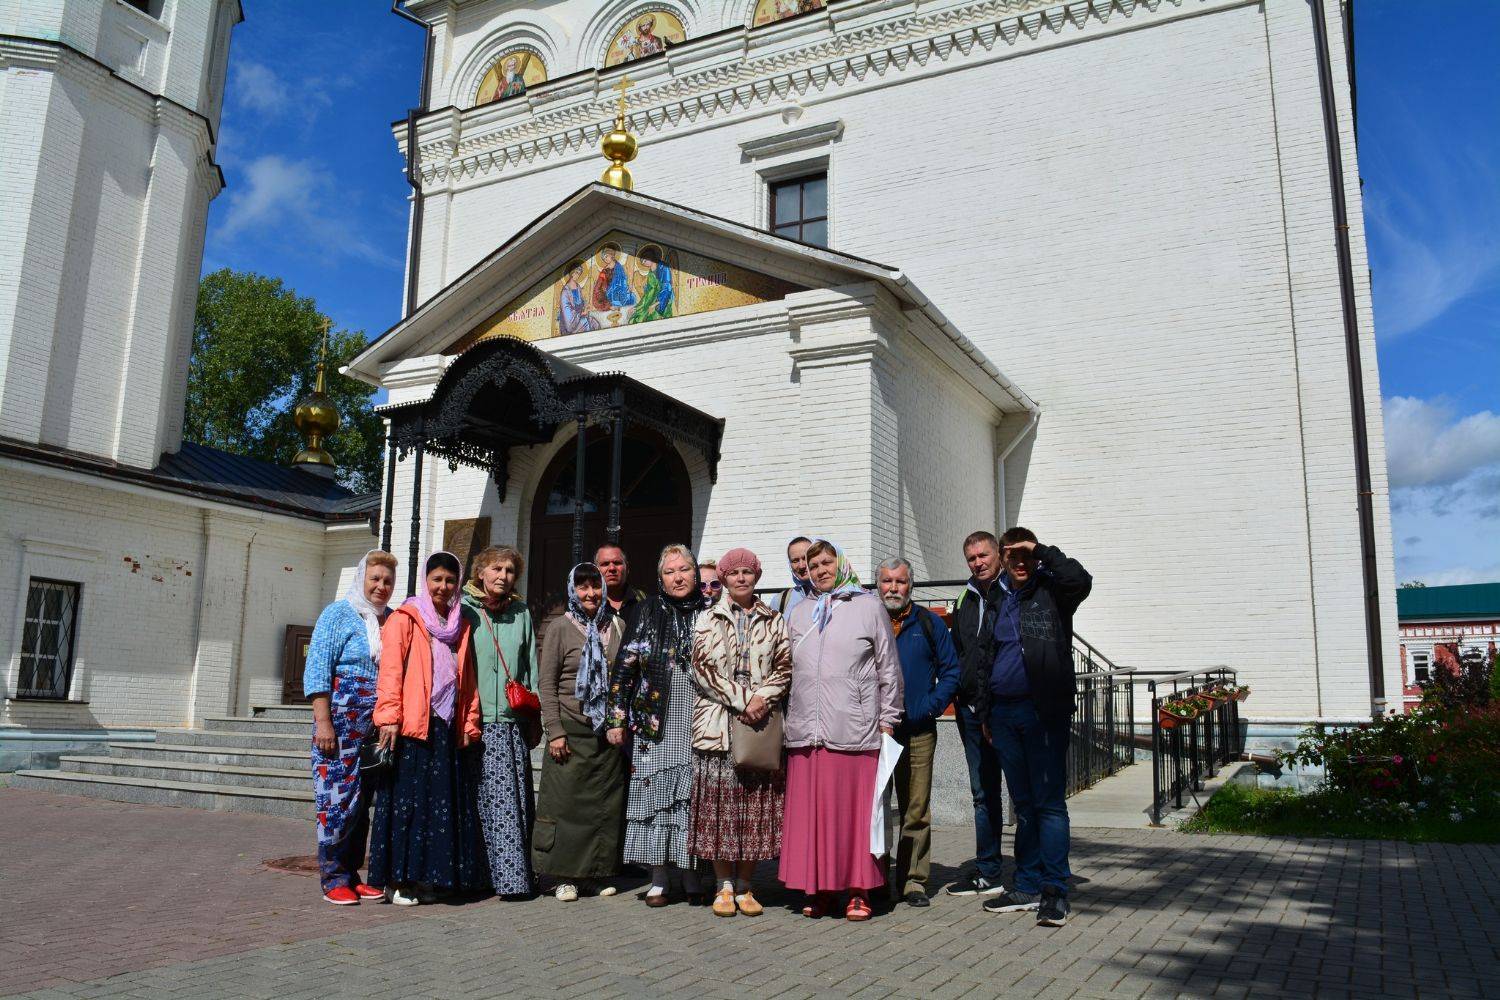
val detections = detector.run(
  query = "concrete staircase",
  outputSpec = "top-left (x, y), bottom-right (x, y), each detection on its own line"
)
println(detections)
top-left (10, 705), bottom-right (315, 818)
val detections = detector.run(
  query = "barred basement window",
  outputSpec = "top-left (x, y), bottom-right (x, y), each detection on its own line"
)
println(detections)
top-left (18, 579), bottom-right (80, 700)
top-left (769, 173), bottom-right (828, 247)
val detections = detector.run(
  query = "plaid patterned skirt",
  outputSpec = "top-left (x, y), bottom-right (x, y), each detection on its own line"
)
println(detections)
top-left (688, 750), bottom-right (785, 862)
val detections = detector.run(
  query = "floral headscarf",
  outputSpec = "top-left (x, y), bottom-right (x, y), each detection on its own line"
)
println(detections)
top-left (809, 539), bottom-right (863, 632)
top-left (567, 562), bottom-right (612, 732)
top-left (608, 548), bottom-right (704, 741)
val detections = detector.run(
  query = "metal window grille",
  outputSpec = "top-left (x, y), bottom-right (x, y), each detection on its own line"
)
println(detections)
top-left (769, 173), bottom-right (829, 247)
top-left (17, 579), bottom-right (80, 700)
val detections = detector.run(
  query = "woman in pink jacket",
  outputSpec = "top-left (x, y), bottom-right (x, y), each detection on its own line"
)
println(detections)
top-left (778, 539), bottom-right (903, 921)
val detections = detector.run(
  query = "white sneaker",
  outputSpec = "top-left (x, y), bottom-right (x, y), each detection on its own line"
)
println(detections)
top-left (387, 887), bottom-right (419, 906)
top-left (594, 882), bottom-right (618, 897)
top-left (554, 883), bottom-right (579, 902)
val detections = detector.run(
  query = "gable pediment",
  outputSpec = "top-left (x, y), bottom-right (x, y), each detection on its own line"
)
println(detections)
top-left (446, 228), bottom-right (804, 354)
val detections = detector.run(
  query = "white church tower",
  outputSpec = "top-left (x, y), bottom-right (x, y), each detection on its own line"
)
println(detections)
top-left (0, 0), bottom-right (238, 468)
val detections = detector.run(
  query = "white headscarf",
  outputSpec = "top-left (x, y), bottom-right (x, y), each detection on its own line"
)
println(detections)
top-left (342, 550), bottom-right (391, 664)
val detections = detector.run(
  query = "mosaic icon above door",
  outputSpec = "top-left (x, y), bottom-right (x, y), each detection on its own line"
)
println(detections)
top-left (447, 231), bottom-right (802, 352)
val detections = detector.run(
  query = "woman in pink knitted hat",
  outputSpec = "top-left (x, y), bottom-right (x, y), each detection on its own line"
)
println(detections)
top-left (687, 547), bottom-right (792, 917)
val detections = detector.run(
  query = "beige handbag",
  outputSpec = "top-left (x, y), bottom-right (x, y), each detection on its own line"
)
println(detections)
top-left (731, 708), bottom-right (784, 773)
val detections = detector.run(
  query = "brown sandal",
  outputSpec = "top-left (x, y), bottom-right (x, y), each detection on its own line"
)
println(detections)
top-left (645, 891), bottom-right (670, 907)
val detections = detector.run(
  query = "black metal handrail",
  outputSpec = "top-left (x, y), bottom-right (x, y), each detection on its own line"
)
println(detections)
top-left (1068, 667), bottom-right (1137, 795)
top-left (1147, 667), bottom-right (1243, 824)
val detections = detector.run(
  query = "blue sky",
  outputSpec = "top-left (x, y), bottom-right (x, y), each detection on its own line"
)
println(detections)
top-left (202, 1), bottom-right (1500, 586)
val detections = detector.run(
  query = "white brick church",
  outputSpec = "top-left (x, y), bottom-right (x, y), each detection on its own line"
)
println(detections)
top-left (1, 0), bottom-right (1397, 768)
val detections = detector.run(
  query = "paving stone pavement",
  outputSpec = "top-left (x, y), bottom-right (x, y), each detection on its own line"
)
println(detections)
top-left (2, 785), bottom-right (1497, 999)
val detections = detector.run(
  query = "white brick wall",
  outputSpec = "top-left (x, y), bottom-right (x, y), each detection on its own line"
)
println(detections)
top-left (389, 0), bottom-right (1397, 719)
top-left (1, 460), bottom-right (373, 728)
top-left (0, 1), bottom-right (234, 468)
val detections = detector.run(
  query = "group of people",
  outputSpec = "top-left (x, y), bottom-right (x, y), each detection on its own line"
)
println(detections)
top-left (301, 527), bottom-right (1090, 928)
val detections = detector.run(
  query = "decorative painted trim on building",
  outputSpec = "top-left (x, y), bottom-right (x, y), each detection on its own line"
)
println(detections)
top-left (398, 0), bottom-right (1215, 189)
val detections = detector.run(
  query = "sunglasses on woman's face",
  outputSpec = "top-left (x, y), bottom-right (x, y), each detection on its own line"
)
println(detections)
top-left (700, 581), bottom-right (723, 594)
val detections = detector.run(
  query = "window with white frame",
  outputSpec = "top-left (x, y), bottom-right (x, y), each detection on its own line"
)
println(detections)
top-left (17, 579), bottom-right (80, 699)
top-left (1410, 651), bottom-right (1430, 686)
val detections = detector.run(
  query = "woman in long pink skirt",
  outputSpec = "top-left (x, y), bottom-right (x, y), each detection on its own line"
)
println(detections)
top-left (778, 540), bottom-right (903, 921)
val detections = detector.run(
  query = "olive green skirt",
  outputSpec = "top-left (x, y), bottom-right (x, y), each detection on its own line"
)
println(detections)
top-left (532, 714), bottom-right (626, 879)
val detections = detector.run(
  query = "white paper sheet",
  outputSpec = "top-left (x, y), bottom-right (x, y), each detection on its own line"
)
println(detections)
top-left (869, 733), bottom-right (905, 857)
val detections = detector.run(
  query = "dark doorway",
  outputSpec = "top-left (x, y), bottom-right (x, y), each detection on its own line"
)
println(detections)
top-left (527, 430), bottom-right (692, 613)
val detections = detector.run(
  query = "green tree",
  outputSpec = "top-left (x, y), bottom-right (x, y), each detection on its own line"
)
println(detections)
top-left (1399, 580), bottom-right (1427, 589)
top-left (185, 269), bottom-right (383, 492)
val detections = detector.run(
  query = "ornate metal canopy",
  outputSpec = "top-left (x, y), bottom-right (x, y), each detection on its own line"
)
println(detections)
top-left (378, 336), bottom-right (723, 589)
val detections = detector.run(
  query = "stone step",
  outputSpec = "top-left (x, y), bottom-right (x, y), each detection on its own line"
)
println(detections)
top-left (250, 704), bottom-right (314, 721)
top-left (61, 755), bottom-right (311, 791)
top-left (109, 741), bottom-right (309, 771)
top-left (9, 769), bottom-right (312, 819)
top-left (153, 728), bottom-right (312, 751)
top-left (202, 715), bottom-right (312, 737)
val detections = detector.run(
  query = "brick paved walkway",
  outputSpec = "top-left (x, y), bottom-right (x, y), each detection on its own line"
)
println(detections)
top-left (2, 786), bottom-right (1497, 999)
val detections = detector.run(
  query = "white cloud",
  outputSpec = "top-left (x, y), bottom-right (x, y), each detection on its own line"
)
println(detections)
top-left (1383, 395), bottom-right (1500, 490)
top-left (231, 60), bottom-right (290, 116)
top-left (1413, 564), bottom-right (1500, 588)
top-left (214, 154), bottom-right (398, 269)
top-left (1363, 118), bottom-right (1500, 339)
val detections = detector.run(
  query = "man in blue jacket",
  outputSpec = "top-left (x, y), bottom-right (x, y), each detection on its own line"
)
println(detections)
top-left (877, 557), bottom-right (960, 907)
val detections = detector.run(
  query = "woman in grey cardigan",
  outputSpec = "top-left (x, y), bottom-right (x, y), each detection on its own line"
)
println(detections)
top-left (532, 562), bottom-right (625, 901)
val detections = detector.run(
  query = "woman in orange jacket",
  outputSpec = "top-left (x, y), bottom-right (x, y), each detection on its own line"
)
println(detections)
top-left (366, 551), bottom-right (484, 905)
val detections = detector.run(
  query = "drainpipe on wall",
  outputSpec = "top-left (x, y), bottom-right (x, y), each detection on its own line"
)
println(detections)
top-left (1310, 0), bottom-right (1386, 719)
top-left (392, 2), bottom-right (436, 317)
top-left (996, 412), bottom-right (1038, 531)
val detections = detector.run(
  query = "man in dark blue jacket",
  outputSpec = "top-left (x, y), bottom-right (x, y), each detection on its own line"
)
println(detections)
top-left (979, 527), bottom-right (1092, 928)
top-left (877, 557), bottom-right (960, 907)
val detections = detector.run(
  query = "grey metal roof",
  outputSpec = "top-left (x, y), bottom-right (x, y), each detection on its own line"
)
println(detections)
top-left (0, 436), bottom-right (379, 522)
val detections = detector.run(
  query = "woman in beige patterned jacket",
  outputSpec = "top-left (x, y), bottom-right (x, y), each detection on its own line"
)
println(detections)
top-left (688, 547), bottom-right (792, 917)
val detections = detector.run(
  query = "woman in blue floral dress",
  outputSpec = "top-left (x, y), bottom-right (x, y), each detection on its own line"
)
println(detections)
top-left (303, 550), bottom-right (397, 905)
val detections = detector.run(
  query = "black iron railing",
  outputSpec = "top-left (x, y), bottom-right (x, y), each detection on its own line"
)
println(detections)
top-left (1068, 667), bottom-right (1137, 795)
top-left (1146, 667), bottom-right (1243, 825)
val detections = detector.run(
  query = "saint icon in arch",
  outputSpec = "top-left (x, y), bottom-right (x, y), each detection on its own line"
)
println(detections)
top-left (557, 259), bottom-right (602, 336)
top-left (752, 0), bottom-right (826, 27)
top-left (603, 11), bottom-right (687, 67)
top-left (475, 49), bottom-right (547, 105)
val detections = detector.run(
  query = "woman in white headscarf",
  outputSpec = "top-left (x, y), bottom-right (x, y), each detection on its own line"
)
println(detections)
top-left (303, 549), bottom-right (398, 906)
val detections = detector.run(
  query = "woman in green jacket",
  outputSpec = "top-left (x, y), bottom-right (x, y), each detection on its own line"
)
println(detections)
top-left (461, 545), bottom-right (541, 898)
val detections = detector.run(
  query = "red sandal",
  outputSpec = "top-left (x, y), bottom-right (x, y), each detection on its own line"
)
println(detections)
top-left (801, 892), bottom-right (829, 918)
top-left (846, 894), bottom-right (872, 922)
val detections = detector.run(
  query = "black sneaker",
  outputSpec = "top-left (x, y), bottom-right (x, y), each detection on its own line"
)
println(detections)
top-left (1036, 887), bottom-right (1069, 927)
top-left (982, 889), bottom-right (1039, 914)
top-left (946, 875), bottom-right (1004, 896)
top-left (904, 891), bottom-right (930, 908)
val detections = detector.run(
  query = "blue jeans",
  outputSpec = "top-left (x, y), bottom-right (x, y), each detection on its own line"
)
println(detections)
top-left (955, 702), bottom-right (1005, 882)
top-left (987, 699), bottom-right (1071, 895)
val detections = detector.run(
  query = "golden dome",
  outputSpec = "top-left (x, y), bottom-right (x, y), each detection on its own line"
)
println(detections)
top-left (600, 74), bottom-right (638, 191)
top-left (292, 325), bottom-right (339, 468)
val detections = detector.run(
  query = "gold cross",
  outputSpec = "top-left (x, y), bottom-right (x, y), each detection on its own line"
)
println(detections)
top-left (611, 73), bottom-right (633, 123)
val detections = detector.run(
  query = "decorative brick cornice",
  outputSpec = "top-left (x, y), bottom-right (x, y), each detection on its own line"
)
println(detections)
top-left (399, 0), bottom-right (1201, 188)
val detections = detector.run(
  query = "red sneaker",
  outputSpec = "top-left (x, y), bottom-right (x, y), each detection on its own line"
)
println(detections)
top-left (353, 884), bottom-right (386, 901)
top-left (323, 886), bottom-right (360, 905)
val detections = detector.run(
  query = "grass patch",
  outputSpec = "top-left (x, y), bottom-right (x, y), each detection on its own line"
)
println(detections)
top-left (1181, 783), bottom-right (1500, 844)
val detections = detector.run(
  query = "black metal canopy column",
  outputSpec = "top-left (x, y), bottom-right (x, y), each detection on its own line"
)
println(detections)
top-left (607, 386), bottom-right (625, 545)
top-left (406, 442), bottom-right (425, 596)
top-left (381, 431), bottom-right (398, 551)
top-left (571, 410), bottom-right (587, 565)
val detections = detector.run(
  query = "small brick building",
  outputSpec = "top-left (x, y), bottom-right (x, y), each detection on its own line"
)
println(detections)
top-left (1396, 583), bottom-right (1500, 712)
